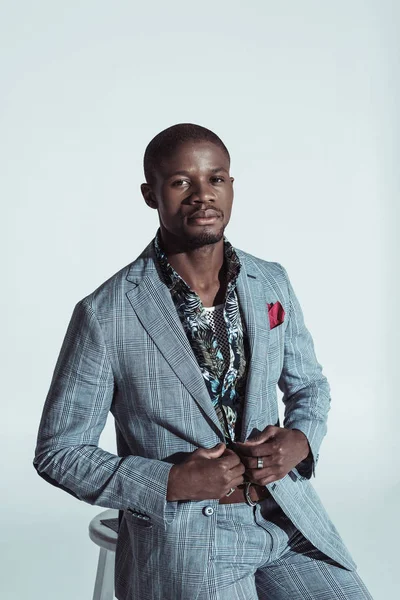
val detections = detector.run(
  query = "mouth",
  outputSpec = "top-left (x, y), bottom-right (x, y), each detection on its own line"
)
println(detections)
top-left (187, 209), bottom-right (221, 225)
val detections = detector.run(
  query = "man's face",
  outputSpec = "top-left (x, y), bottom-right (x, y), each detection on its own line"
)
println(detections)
top-left (141, 140), bottom-right (234, 249)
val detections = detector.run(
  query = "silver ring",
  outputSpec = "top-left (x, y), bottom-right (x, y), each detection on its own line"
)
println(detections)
top-left (226, 487), bottom-right (235, 497)
top-left (257, 457), bottom-right (264, 469)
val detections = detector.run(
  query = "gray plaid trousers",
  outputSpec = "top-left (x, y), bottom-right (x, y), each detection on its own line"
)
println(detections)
top-left (196, 498), bottom-right (373, 600)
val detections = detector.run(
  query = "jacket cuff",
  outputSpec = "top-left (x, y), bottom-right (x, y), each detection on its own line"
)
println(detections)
top-left (285, 421), bottom-right (324, 478)
top-left (123, 458), bottom-right (178, 529)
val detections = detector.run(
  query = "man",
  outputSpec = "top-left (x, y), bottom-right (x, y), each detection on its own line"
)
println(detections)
top-left (33, 123), bottom-right (373, 599)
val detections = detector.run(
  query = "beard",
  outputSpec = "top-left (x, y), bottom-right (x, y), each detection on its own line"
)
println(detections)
top-left (184, 223), bottom-right (226, 250)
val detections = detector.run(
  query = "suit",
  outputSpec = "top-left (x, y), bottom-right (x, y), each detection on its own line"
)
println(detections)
top-left (33, 236), bottom-right (356, 600)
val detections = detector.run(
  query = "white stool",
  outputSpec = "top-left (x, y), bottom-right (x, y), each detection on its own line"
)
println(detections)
top-left (88, 509), bottom-right (119, 600)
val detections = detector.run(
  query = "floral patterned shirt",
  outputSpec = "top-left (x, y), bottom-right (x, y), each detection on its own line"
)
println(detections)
top-left (153, 228), bottom-right (250, 444)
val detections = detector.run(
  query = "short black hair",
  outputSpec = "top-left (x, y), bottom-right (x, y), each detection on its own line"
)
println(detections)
top-left (143, 123), bottom-right (230, 185)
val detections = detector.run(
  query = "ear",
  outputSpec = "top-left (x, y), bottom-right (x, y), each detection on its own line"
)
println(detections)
top-left (141, 183), bottom-right (158, 209)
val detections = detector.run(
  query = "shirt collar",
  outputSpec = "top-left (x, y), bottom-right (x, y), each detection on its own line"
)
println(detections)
top-left (153, 227), bottom-right (242, 294)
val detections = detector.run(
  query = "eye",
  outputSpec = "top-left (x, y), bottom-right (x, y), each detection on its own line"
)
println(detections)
top-left (211, 176), bottom-right (225, 183)
top-left (172, 179), bottom-right (190, 187)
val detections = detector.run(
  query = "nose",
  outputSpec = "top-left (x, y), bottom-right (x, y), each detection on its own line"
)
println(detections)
top-left (190, 179), bottom-right (216, 203)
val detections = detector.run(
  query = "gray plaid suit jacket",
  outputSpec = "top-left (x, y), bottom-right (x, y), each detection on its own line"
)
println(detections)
top-left (33, 237), bottom-right (356, 600)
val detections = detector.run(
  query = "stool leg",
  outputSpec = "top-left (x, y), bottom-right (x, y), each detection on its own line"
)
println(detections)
top-left (92, 547), bottom-right (115, 600)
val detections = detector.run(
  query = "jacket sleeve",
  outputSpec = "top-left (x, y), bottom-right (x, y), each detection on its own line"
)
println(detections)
top-left (33, 299), bottom-right (177, 528)
top-left (276, 263), bottom-right (331, 478)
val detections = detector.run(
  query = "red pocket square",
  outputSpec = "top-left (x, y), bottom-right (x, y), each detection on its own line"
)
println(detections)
top-left (267, 301), bottom-right (285, 330)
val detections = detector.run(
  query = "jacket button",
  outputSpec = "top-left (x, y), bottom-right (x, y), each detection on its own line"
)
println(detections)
top-left (203, 506), bottom-right (214, 517)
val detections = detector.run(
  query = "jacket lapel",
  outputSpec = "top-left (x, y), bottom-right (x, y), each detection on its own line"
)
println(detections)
top-left (234, 251), bottom-right (272, 441)
top-left (125, 241), bottom-right (225, 439)
top-left (125, 240), bottom-right (274, 443)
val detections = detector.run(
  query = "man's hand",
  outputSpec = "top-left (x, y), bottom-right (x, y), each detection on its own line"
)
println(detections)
top-left (233, 426), bottom-right (310, 486)
top-left (167, 443), bottom-right (245, 501)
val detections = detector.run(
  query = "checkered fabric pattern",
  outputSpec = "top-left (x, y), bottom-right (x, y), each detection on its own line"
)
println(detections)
top-left (33, 234), bottom-right (362, 600)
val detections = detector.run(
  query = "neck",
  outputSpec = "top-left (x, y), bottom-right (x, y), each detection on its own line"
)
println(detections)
top-left (158, 228), bottom-right (226, 293)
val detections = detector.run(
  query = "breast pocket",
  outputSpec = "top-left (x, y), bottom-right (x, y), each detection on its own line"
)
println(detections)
top-left (267, 323), bottom-right (285, 381)
top-left (269, 322), bottom-right (285, 345)
top-left (268, 323), bottom-right (285, 359)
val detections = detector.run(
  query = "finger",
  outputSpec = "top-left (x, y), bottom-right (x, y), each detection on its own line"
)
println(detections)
top-left (257, 473), bottom-right (285, 486)
top-left (241, 455), bottom-right (276, 469)
top-left (221, 448), bottom-right (241, 459)
top-left (235, 426), bottom-right (280, 448)
top-left (245, 466), bottom-right (273, 480)
top-left (228, 462), bottom-right (246, 479)
top-left (219, 449), bottom-right (243, 469)
top-left (234, 442), bottom-right (277, 458)
top-left (228, 473), bottom-right (246, 489)
top-left (245, 466), bottom-right (286, 486)
top-left (197, 443), bottom-right (226, 459)
top-left (245, 473), bottom-right (280, 486)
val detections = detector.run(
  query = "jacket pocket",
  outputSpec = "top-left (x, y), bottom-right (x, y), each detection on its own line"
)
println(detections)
top-left (269, 322), bottom-right (284, 342)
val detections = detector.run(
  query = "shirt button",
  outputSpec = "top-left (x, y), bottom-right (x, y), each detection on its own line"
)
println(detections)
top-left (203, 506), bottom-right (214, 517)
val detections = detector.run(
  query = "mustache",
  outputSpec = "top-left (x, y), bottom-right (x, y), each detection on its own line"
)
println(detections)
top-left (187, 208), bottom-right (222, 219)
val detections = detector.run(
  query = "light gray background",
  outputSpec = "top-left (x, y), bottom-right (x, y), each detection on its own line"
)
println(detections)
top-left (2, 1), bottom-right (398, 598)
